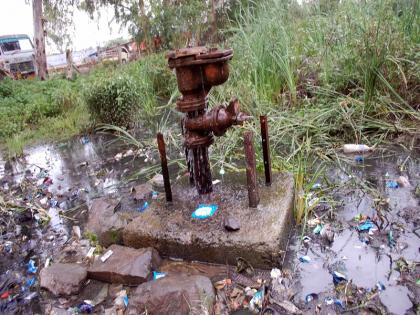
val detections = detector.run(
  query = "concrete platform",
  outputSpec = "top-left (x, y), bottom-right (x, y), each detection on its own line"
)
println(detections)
top-left (123, 172), bottom-right (294, 268)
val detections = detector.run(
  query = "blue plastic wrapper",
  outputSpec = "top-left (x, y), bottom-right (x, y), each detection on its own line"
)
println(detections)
top-left (27, 260), bottom-right (37, 274)
top-left (355, 155), bottom-right (364, 163)
top-left (80, 136), bottom-right (90, 145)
top-left (137, 201), bottom-right (149, 212)
top-left (386, 181), bottom-right (399, 188)
top-left (299, 255), bottom-right (311, 263)
top-left (26, 277), bottom-right (36, 287)
top-left (334, 299), bottom-right (345, 309)
top-left (153, 271), bottom-right (166, 280)
top-left (191, 204), bottom-right (218, 219)
top-left (324, 297), bottom-right (334, 305)
top-left (376, 281), bottom-right (386, 291)
top-left (78, 302), bottom-right (94, 313)
top-left (152, 191), bottom-right (158, 199)
top-left (123, 295), bottom-right (129, 307)
top-left (358, 220), bottom-right (374, 231)
top-left (313, 224), bottom-right (323, 234)
top-left (332, 271), bottom-right (347, 285)
top-left (305, 293), bottom-right (318, 303)
top-left (388, 230), bottom-right (396, 247)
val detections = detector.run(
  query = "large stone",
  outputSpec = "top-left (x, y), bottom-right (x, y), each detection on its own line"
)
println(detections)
top-left (87, 245), bottom-right (161, 285)
top-left (126, 275), bottom-right (215, 315)
top-left (40, 263), bottom-right (87, 296)
top-left (86, 197), bottom-right (126, 247)
top-left (123, 172), bottom-right (294, 268)
top-left (132, 183), bottom-right (153, 201)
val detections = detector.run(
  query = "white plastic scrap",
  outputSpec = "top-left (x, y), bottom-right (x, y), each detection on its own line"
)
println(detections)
top-left (100, 250), bottom-right (113, 262)
top-left (270, 268), bottom-right (282, 280)
top-left (86, 247), bottom-right (95, 258)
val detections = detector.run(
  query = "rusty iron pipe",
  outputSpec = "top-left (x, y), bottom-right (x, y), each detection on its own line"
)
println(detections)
top-left (244, 131), bottom-right (260, 208)
top-left (260, 115), bottom-right (272, 186)
top-left (157, 133), bottom-right (172, 202)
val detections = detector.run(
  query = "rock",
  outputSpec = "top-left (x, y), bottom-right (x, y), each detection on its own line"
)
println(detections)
top-left (50, 307), bottom-right (73, 315)
top-left (86, 197), bottom-right (125, 247)
top-left (126, 275), bottom-right (215, 315)
top-left (224, 215), bottom-right (241, 231)
top-left (276, 300), bottom-right (302, 314)
top-left (87, 245), bottom-right (161, 285)
top-left (132, 183), bottom-right (152, 201)
top-left (72, 226), bottom-right (81, 240)
top-left (40, 263), bottom-right (87, 296)
top-left (149, 174), bottom-right (164, 192)
top-left (397, 176), bottom-right (411, 187)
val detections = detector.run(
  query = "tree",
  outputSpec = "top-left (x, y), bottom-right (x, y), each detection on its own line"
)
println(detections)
top-left (33, 0), bottom-right (48, 80)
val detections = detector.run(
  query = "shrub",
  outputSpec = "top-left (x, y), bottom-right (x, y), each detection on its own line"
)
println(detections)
top-left (85, 74), bottom-right (140, 127)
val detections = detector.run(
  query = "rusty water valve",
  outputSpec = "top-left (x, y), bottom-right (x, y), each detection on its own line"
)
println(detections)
top-left (167, 47), bottom-right (250, 195)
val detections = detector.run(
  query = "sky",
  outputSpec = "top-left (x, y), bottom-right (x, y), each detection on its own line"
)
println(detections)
top-left (0, 0), bottom-right (129, 54)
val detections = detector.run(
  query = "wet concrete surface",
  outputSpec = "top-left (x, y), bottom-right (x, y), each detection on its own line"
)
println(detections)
top-left (0, 135), bottom-right (419, 314)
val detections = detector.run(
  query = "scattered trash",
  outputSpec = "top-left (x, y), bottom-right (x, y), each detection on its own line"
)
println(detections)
top-left (276, 300), bottom-right (302, 314)
top-left (80, 136), bottom-right (90, 145)
top-left (78, 301), bottom-right (94, 313)
top-left (212, 179), bottom-right (221, 185)
top-left (334, 299), bottom-right (345, 309)
top-left (386, 180), bottom-right (399, 188)
top-left (324, 297), bottom-right (334, 305)
top-left (44, 257), bottom-right (51, 268)
top-left (388, 230), bottom-right (396, 247)
top-left (137, 201), bottom-right (149, 212)
top-left (100, 250), bottom-right (113, 262)
top-left (313, 224), bottom-right (323, 234)
top-left (249, 288), bottom-right (264, 312)
top-left (123, 295), bottom-right (129, 307)
top-left (376, 281), bottom-right (386, 291)
top-left (1, 291), bottom-right (10, 299)
top-left (302, 236), bottom-right (312, 243)
top-left (270, 268), bottom-right (281, 279)
top-left (343, 144), bottom-right (372, 153)
top-left (311, 183), bottom-right (322, 190)
top-left (191, 204), bottom-right (218, 219)
top-left (49, 199), bottom-right (58, 207)
top-left (299, 255), bottom-right (311, 263)
top-left (27, 259), bottom-right (37, 274)
top-left (151, 191), bottom-right (158, 199)
top-left (397, 176), bottom-right (411, 188)
top-left (24, 292), bottom-right (38, 301)
top-left (152, 271), bottom-right (166, 280)
top-left (358, 220), bottom-right (374, 231)
top-left (305, 293), bottom-right (318, 303)
top-left (26, 277), bottom-right (36, 287)
top-left (354, 155), bottom-right (364, 163)
top-left (307, 218), bottom-right (321, 227)
top-left (114, 290), bottom-right (128, 309)
top-left (219, 168), bottom-right (225, 175)
top-left (114, 153), bottom-right (123, 161)
top-left (86, 247), bottom-right (96, 258)
top-left (332, 271), bottom-right (347, 285)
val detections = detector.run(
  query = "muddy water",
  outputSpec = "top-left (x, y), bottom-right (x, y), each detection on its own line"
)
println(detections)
top-left (1, 137), bottom-right (419, 314)
top-left (293, 147), bottom-right (419, 315)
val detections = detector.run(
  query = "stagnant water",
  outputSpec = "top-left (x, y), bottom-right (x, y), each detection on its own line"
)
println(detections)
top-left (0, 135), bottom-right (418, 314)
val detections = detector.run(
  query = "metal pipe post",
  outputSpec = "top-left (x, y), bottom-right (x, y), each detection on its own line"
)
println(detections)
top-left (260, 115), bottom-right (272, 186)
top-left (157, 133), bottom-right (172, 202)
top-left (243, 131), bottom-right (260, 208)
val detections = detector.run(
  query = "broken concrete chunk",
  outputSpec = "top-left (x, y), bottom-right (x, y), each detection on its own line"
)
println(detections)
top-left (224, 215), bottom-right (241, 231)
top-left (126, 275), bottom-right (215, 315)
top-left (86, 197), bottom-right (125, 247)
top-left (87, 245), bottom-right (161, 285)
top-left (149, 174), bottom-right (165, 192)
top-left (132, 183), bottom-right (152, 201)
top-left (40, 263), bottom-right (87, 296)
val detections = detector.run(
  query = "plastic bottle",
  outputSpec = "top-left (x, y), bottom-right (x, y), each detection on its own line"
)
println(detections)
top-left (343, 144), bottom-right (372, 154)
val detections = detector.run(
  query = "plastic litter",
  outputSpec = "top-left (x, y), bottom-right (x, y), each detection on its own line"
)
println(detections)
top-left (49, 199), bottom-right (58, 208)
top-left (78, 302), bottom-right (94, 313)
top-left (219, 168), bottom-right (225, 175)
top-left (311, 183), bottom-right (322, 190)
top-left (354, 155), bottom-right (364, 163)
top-left (388, 230), bottom-right (396, 247)
top-left (1, 291), bottom-right (10, 299)
top-left (358, 220), bottom-right (374, 231)
top-left (302, 236), bottom-right (312, 243)
top-left (100, 250), bottom-right (113, 262)
top-left (80, 136), bottom-right (90, 145)
top-left (191, 204), bottom-right (218, 219)
top-left (386, 181), bottom-right (399, 188)
top-left (334, 299), bottom-right (345, 309)
top-left (299, 255), bottom-right (311, 263)
top-left (24, 292), bottom-right (38, 301)
top-left (114, 290), bottom-right (128, 309)
top-left (123, 295), bottom-right (129, 307)
top-left (249, 288), bottom-right (264, 312)
top-left (27, 260), bottom-right (37, 274)
top-left (86, 247), bottom-right (95, 258)
top-left (305, 293), bottom-right (318, 303)
top-left (137, 201), bottom-right (149, 212)
top-left (313, 224), bottom-right (323, 234)
top-left (332, 271), bottom-right (347, 285)
top-left (153, 271), bottom-right (166, 280)
top-left (343, 144), bottom-right (372, 153)
top-left (152, 191), bottom-right (158, 200)
top-left (376, 281), bottom-right (386, 291)
top-left (270, 268), bottom-right (281, 279)
top-left (324, 297), bottom-right (334, 305)
top-left (26, 277), bottom-right (36, 287)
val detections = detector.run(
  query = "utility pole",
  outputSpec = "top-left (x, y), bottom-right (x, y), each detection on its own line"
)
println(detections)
top-left (33, 0), bottom-right (48, 80)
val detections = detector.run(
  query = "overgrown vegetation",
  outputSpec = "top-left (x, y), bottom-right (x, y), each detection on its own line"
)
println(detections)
top-left (0, 0), bottom-right (419, 221)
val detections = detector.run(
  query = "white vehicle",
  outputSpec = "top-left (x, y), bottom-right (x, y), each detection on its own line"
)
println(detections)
top-left (0, 34), bottom-right (36, 78)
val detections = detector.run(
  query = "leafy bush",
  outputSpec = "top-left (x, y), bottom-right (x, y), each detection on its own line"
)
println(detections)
top-left (85, 74), bottom-right (140, 126)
